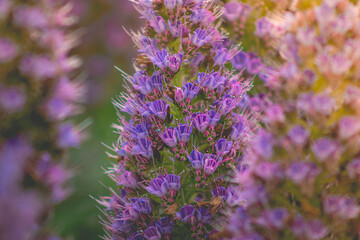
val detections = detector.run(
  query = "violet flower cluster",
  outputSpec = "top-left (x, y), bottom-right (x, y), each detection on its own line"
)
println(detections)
top-left (99, 0), bottom-right (258, 239)
top-left (0, 0), bottom-right (83, 239)
top-left (220, 0), bottom-right (360, 239)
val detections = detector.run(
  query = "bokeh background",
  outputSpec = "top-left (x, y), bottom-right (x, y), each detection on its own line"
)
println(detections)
top-left (49, 1), bottom-right (141, 239)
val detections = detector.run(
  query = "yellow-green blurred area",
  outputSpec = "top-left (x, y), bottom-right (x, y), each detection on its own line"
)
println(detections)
top-left (50, 0), bottom-right (140, 238)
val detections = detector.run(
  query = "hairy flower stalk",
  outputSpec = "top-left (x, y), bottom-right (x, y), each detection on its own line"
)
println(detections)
top-left (221, 0), bottom-right (360, 239)
top-left (0, 0), bottom-right (83, 238)
top-left (100, 0), bottom-right (257, 239)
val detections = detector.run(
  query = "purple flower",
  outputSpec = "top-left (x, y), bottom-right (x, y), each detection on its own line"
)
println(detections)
top-left (255, 17), bottom-right (273, 37)
top-left (20, 54), bottom-right (56, 80)
top-left (14, 5), bottom-right (48, 29)
top-left (138, 103), bottom-right (153, 118)
top-left (112, 217), bottom-right (131, 233)
top-left (149, 16), bottom-right (167, 33)
top-left (145, 177), bottom-right (168, 197)
top-left (149, 49), bottom-right (168, 68)
top-left (192, 113), bottom-right (209, 133)
top-left (144, 226), bottom-right (161, 240)
top-left (247, 58), bottom-right (263, 75)
top-left (176, 124), bottom-right (192, 143)
top-left (168, 53), bottom-right (183, 72)
top-left (0, 137), bottom-right (33, 192)
top-left (302, 69), bottom-right (317, 86)
top-left (216, 96), bottom-right (237, 114)
top-left (330, 54), bottom-right (352, 75)
top-left (296, 27), bottom-right (317, 46)
top-left (323, 195), bottom-right (360, 219)
top-left (232, 51), bottom-right (248, 70)
top-left (254, 162), bottom-right (282, 180)
top-left (204, 71), bottom-right (226, 90)
top-left (57, 124), bottom-right (81, 148)
top-left (287, 125), bottom-right (310, 146)
top-left (164, 0), bottom-right (177, 10)
top-left (0, 0), bottom-right (11, 20)
top-left (122, 203), bottom-right (139, 221)
top-left (189, 53), bottom-right (205, 66)
top-left (214, 48), bottom-right (231, 66)
top-left (311, 138), bottom-right (339, 162)
top-left (0, 38), bottom-right (18, 63)
top-left (183, 82), bottom-right (199, 100)
top-left (338, 116), bottom-right (360, 139)
top-left (230, 121), bottom-right (248, 140)
top-left (312, 93), bottom-right (334, 115)
top-left (279, 62), bottom-right (300, 80)
top-left (346, 158), bottom-right (360, 180)
top-left (268, 208), bottom-right (289, 228)
top-left (191, 28), bottom-right (209, 47)
top-left (228, 206), bottom-right (252, 235)
top-left (227, 80), bottom-right (244, 96)
top-left (129, 232), bottom-right (146, 240)
top-left (0, 86), bottom-right (26, 113)
top-left (131, 197), bottom-right (152, 214)
top-left (177, 205), bottom-right (196, 224)
top-left (131, 139), bottom-right (153, 159)
top-left (211, 186), bottom-right (227, 198)
top-left (263, 105), bottom-right (285, 124)
top-left (156, 217), bottom-right (173, 235)
top-left (252, 130), bottom-right (274, 159)
top-left (290, 215), bottom-right (306, 237)
top-left (123, 99), bottom-right (138, 115)
top-left (168, 20), bottom-right (181, 37)
top-left (161, 128), bottom-right (178, 147)
top-left (187, 150), bottom-right (204, 169)
top-left (257, 208), bottom-right (288, 229)
top-left (305, 219), bottom-right (328, 240)
top-left (150, 72), bottom-right (163, 92)
top-left (117, 171), bottom-right (138, 188)
top-left (191, 9), bottom-right (214, 24)
top-left (45, 97), bottom-right (74, 121)
top-left (225, 186), bottom-right (244, 207)
top-left (286, 162), bottom-right (321, 185)
top-left (196, 207), bottom-right (212, 223)
top-left (164, 174), bottom-right (181, 192)
top-left (139, 0), bottom-right (154, 8)
top-left (149, 100), bottom-right (169, 120)
top-left (203, 155), bottom-right (219, 175)
top-left (223, 2), bottom-right (246, 21)
top-left (129, 123), bottom-right (148, 140)
top-left (208, 110), bottom-right (222, 126)
top-left (215, 138), bottom-right (233, 156)
top-left (174, 87), bottom-right (184, 103)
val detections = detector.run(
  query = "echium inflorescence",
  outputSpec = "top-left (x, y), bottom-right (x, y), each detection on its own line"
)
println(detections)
top-left (0, 0), bottom-right (83, 239)
top-left (99, 0), bottom-right (257, 239)
top-left (222, 0), bottom-right (360, 239)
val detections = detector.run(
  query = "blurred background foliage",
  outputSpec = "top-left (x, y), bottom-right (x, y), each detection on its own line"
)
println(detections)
top-left (50, 0), bottom-right (140, 239)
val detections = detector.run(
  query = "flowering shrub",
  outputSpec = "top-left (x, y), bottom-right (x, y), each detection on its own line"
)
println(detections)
top-left (220, 0), bottom-right (360, 239)
top-left (0, 0), bottom-right (83, 238)
top-left (99, 0), bottom-right (257, 239)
